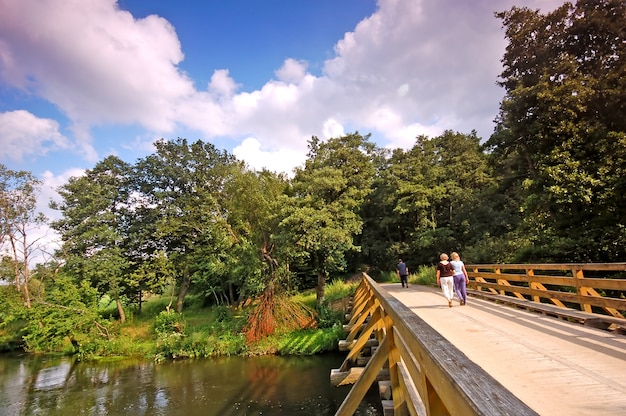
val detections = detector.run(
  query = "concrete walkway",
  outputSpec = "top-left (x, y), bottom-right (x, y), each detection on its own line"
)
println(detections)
top-left (382, 283), bottom-right (626, 416)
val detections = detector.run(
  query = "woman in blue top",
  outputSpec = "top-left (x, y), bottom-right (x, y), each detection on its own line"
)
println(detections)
top-left (450, 252), bottom-right (469, 305)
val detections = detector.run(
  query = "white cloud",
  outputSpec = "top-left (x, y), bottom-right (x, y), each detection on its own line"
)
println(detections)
top-left (0, 110), bottom-right (73, 161)
top-left (0, 0), bottom-right (194, 134)
top-left (232, 137), bottom-right (306, 175)
top-left (322, 118), bottom-right (345, 139)
top-left (275, 59), bottom-right (308, 84)
top-left (0, 0), bottom-right (566, 173)
top-left (208, 69), bottom-right (240, 98)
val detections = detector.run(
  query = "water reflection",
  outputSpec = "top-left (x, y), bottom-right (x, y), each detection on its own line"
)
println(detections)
top-left (0, 353), bottom-right (381, 416)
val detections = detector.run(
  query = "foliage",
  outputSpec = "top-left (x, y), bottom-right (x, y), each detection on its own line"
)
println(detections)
top-left (323, 278), bottom-right (359, 303)
top-left (0, 164), bottom-right (46, 308)
top-left (487, 0), bottom-right (626, 262)
top-left (153, 310), bottom-right (186, 336)
top-left (277, 133), bottom-right (375, 307)
top-left (360, 130), bottom-right (495, 267)
top-left (21, 275), bottom-right (108, 355)
top-left (271, 325), bottom-right (344, 355)
top-left (412, 265), bottom-right (437, 286)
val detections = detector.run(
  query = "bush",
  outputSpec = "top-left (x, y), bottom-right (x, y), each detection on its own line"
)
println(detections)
top-left (316, 303), bottom-right (343, 328)
top-left (153, 310), bottom-right (186, 336)
top-left (411, 265), bottom-right (437, 286)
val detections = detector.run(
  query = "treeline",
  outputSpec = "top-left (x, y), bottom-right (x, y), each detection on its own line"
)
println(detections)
top-left (1, 0), bottom-right (625, 352)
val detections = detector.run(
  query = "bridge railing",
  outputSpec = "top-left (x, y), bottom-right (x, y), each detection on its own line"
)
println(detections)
top-left (465, 263), bottom-right (626, 328)
top-left (333, 273), bottom-right (538, 416)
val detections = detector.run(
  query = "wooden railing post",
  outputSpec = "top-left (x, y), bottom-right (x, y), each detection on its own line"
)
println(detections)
top-left (573, 268), bottom-right (592, 313)
top-left (495, 267), bottom-right (504, 296)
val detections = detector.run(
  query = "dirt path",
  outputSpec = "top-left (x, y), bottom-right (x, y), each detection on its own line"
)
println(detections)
top-left (382, 283), bottom-right (626, 415)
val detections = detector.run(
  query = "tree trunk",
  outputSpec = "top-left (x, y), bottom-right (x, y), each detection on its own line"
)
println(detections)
top-left (316, 270), bottom-right (326, 308)
top-left (175, 267), bottom-right (191, 313)
top-left (116, 296), bottom-right (126, 323)
top-left (9, 237), bottom-right (21, 293)
top-left (228, 281), bottom-right (235, 305)
top-left (19, 230), bottom-right (32, 308)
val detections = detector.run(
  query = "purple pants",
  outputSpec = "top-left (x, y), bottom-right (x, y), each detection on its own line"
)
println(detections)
top-left (453, 273), bottom-right (467, 303)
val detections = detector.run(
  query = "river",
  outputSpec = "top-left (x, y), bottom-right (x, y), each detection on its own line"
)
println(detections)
top-left (0, 352), bottom-right (382, 416)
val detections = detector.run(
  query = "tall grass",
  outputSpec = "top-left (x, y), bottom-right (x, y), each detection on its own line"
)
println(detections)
top-left (410, 265), bottom-right (437, 286)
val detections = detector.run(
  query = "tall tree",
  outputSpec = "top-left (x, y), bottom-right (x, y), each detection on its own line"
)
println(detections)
top-left (487, 0), bottom-right (626, 261)
top-left (134, 138), bottom-right (239, 312)
top-left (219, 168), bottom-right (290, 301)
top-left (51, 156), bottom-right (133, 322)
top-left (278, 133), bottom-right (375, 307)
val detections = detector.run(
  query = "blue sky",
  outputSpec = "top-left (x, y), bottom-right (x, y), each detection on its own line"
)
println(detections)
top-left (0, 0), bottom-right (564, 251)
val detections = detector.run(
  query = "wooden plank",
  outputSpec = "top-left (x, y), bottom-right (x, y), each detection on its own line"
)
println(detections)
top-left (335, 335), bottom-right (391, 416)
top-left (468, 282), bottom-right (626, 311)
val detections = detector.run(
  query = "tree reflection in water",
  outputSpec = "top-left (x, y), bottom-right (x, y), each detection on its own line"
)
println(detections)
top-left (0, 353), bottom-right (381, 415)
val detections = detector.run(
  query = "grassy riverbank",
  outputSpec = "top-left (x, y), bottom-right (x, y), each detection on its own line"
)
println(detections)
top-left (1, 269), bottom-right (435, 361)
top-left (1, 279), bottom-right (357, 361)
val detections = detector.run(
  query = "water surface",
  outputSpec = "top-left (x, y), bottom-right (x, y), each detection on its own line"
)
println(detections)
top-left (0, 353), bottom-right (382, 416)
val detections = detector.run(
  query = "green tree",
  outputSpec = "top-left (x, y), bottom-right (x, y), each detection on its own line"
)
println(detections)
top-left (278, 133), bottom-right (375, 307)
top-left (488, 0), bottom-right (626, 261)
top-left (22, 274), bottom-right (104, 354)
top-left (51, 156), bottom-right (133, 322)
top-left (134, 138), bottom-right (239, 312)
top-left (219, 168), bottom-right (290, 301)
top-left (360, 131), bottom-right (494, 266)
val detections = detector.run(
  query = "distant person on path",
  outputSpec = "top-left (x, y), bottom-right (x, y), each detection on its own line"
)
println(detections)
top-left (450, 252), bottom-right (469, 306)
top-left (436, 253), bottom-right (455, 307)
top-left (397, 259), bottom-right (409, 288)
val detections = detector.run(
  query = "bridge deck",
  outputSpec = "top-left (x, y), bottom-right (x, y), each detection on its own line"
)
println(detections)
top-left (383, 283), bottom-right (626, 416)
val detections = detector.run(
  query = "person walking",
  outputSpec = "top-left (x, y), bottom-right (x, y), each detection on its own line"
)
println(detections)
top-left (436, 253), bottom-right (455, 307)
top-left (450, 252), bottom-right (469, 305)
top-left (397, 259), bottom-right (409, 288)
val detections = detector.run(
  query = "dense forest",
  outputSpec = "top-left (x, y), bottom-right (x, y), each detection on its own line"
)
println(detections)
top-left (1, 0), bottom-right (625, 355)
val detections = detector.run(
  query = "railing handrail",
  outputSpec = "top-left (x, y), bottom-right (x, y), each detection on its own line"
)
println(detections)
top-left (334, 273), bottom-right (538, 416)
top-left (465, 262), bottom-right (626, 319)
top-left (466, 262), bottom-right (626, 271)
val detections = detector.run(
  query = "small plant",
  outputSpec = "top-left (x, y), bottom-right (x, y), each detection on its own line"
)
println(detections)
top-left (316, 303), bottom-right (343, 328)
top-left (153, 310), bottom-right (186, 336)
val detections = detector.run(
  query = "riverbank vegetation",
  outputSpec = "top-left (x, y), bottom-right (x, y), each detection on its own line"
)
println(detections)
top-left (0, 279), bottom-right (359, 360)
top-left (1, 1), bottom-right (625, 359)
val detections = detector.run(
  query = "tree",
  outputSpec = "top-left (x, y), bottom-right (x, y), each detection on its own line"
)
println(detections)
top-left (134, 138), bottom-right (239, 312)
top-left (51, 156), bottom-right (133, 322)
top-left (360, 131), bottom-right (495, 266)
top-left (278, 133), bottom-right (375, 307)
top-left (487, 0), bottom-right (626, 261)
top-left (0, 164), bottom-right (46, 308)
top-left (218, 168), bottom-right (290, 301)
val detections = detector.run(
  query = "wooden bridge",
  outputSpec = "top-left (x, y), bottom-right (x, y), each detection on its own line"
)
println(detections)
top-left (331, 263), bottom-right (626, 415)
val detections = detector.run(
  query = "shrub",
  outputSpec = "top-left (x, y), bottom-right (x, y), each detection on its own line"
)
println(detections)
top-left (412, 265), bottom-right (437, 286)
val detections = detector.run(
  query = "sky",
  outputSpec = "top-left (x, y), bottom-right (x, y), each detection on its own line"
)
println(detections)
top-left (0, 0), bottom-right (564, 261)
